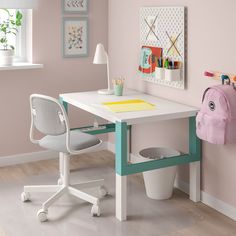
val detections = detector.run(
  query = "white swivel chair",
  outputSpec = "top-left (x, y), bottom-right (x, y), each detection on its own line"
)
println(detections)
top-left (21, 94), bottom-right (108, 222)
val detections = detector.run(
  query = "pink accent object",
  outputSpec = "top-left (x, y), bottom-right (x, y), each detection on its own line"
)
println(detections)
top-left (204, 71), bottom-right (214, 77)
top-left (196, 85), bottom-right (236, 145)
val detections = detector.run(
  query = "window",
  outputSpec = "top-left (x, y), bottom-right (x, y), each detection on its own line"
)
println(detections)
top-left (0, 1), bottom-right (42, 69)
top-left (0, 9), bottom-right (28, 63)
top-left (0, 8), bottom-right (43, 70)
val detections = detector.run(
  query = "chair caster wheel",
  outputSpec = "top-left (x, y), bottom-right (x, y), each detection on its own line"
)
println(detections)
top-left (91, 205), bottom-right (101, 217)
top-left (57, 178), bottom-right (63, 185)
top-left (21, 192), bottom-right (30, 202)
top-left (99, 186), bottom-right (108, 197)
top-left (37, 209), bottom-right (48, 222)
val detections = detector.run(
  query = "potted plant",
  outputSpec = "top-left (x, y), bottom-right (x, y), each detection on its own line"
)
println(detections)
top-left (0, 9), bottom-right (23, 66)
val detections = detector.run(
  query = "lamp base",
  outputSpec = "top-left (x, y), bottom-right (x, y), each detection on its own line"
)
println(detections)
top-left (98, 89), bottom-right (114, 95)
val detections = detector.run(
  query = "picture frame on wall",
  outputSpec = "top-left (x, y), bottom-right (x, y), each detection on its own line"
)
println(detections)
top-left (62, 0), bottom-right (88, 14)
top-left (62, 17), bottom-right (88, 58)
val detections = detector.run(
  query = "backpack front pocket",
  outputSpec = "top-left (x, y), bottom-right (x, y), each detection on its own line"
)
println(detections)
top-left (196, 112), bottom-right (226, 144)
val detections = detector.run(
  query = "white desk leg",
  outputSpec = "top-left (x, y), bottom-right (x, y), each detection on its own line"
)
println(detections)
top-left (116, 174), bottom-right (127, 221)
top-left (190, 161), bottom-right (201, 202)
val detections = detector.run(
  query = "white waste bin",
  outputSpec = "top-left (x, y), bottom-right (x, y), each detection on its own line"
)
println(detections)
top-left (138, 147), bottom-right (180, 200)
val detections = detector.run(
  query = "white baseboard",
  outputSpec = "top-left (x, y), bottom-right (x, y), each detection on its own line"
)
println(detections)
top-left (175, 179), bottom-right (236, 221)
top-left (0, 150), bottom-right (58, 167)
top-left (174, 178), bottom-right (189, 194)
top-left (107, 142), bottom-right (115, 153)
top-left (201, 191), bottom-right (236, 221)
top-left (0, 142), bottom-right (108, 167)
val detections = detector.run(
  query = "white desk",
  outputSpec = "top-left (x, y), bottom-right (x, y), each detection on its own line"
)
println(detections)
top-left (60, 89), bottom-right (201, 221)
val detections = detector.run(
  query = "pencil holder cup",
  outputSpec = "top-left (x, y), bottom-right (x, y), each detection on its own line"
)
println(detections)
top-left (165, 69), bottom-right (181, 82)
top-left (114, 84), bottom-right (123, 96)
top-left (155, 67), bottom-right (164, 80)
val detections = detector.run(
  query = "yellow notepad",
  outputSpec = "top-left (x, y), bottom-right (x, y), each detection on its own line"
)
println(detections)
top-left (103, 99), bottom-right (155, 113)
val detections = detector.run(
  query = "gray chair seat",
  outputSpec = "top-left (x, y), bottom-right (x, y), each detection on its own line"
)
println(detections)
top-left (39, 130), bottom-right (100, 153)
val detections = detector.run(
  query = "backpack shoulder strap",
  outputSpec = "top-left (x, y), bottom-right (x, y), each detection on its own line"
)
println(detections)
top-left (202, 87), bottom-right (211, 103)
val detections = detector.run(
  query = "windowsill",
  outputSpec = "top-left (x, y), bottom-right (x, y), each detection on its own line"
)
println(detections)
top-left (0, 63), bottom-right (44, 71)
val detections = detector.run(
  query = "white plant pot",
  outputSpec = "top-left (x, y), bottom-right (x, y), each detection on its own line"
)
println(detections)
top-left (0, 49), bottom-right (14, 66)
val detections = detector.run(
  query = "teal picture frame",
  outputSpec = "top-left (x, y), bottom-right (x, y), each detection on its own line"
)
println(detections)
top-left (62, 0), bottom-right (88, 14)
top-left (62, 17), bottom-right (88, 58)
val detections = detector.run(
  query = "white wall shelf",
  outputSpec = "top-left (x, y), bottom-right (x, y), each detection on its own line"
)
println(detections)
top-left (0, 63), bottom-right (43, 71)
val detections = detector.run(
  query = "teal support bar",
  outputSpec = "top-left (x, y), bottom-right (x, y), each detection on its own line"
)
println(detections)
top-left (71, 124), bottom-right (131, 135)
top-left (116, 116), bottom-right (201, 176)
top-left (115, 122), bottom-right (128, 175)
top-left (124, 154), bottom-right (197, 175)
top-left (71, 123), bottom-right (117, 135)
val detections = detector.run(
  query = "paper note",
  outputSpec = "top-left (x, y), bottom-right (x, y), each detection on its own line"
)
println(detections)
top-left (103, 99), bottom-right (155, 113)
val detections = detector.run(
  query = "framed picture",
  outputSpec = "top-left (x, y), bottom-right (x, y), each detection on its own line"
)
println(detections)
top-left (62, 17), bottom-right (88, 58)
top-left (62, 0), bottom-right (88, 14)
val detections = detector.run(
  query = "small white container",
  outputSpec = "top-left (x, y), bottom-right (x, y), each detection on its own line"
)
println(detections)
top-left (155, 67), bottom-right (164, 80)
top-left (165, 68), bottom-right (181, 82)
top-left (0, 49), bottom-right (14, 66)
top-left (135, 147), bottom-right (180, 200)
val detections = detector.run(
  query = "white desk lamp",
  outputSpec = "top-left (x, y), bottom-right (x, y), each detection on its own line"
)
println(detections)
top-left (93, 43), bottom-right (114, 95)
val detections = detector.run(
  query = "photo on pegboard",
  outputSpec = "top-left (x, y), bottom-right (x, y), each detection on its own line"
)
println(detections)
top-left (138, 46), bottom-right (163, 77)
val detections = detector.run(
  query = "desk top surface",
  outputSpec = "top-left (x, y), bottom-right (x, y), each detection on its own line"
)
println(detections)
top-left (60, 89), bottom-right (199, 125)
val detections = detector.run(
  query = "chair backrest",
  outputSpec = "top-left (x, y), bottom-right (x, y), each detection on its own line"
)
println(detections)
top-left (30, 94), bottom-right (69, 136)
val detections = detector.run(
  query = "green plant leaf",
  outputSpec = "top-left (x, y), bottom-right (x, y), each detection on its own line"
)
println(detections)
top-left (1, 27), bottom-right (7, 33)
top-left (16, 11), bottom-right (23, 20)
top-left (0, 38), bottom-right (6, 43)
top-left (0, 9), bottom-right (23, 49)
top-left (16, 21), bottom-right (22, 27)
top-left (15, 11), bottom-right (23, 26)
top-left (10, 45), bottom-right (14, 50)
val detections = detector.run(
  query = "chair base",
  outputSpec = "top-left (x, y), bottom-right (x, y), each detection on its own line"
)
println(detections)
top-left (21, 180), bottom-right (107, 222)
top-left (21, 153), bottom-right (108, 222)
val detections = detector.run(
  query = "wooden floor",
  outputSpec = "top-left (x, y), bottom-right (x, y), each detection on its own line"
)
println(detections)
top-left (0, 150), bottom-right (235, 236)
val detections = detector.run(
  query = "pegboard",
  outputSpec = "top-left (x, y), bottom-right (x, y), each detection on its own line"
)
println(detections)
top-left (139, 7), bottom-right (186, 90)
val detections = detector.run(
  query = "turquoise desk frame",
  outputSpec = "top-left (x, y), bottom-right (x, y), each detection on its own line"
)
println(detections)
top-left (60, 98), bottom-right (201, 176)
top-left (60, 97), bottom-right (201, 221)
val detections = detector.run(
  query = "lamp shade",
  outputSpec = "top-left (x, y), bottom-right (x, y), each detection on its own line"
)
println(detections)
top-left (93, 43), bottom-right (107, 64)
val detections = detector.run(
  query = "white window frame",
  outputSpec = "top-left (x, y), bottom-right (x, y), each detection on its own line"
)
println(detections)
top-left (13, 9), bottom-right (27, 62)
top-left (0, 8), bottom-right (42, 70)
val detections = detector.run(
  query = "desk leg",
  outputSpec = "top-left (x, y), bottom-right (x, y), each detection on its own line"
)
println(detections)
top-left (189, 116), bottom-right (201, 202)
top-left (190, 162), bottom-right (201, 202)
top-left (116, 174), bottom-right (127, 221)
top-left (115, 122), bottom-right (128, 221)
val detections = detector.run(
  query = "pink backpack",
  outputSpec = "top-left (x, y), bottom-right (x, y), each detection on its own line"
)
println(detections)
top-left (196, 85), bottom-right (236, 145)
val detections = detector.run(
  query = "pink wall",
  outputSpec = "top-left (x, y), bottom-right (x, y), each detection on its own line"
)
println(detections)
top-left (0, 0), bottom-right (108, 156)
top-left (108, 0), bottom-right (236, 208)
